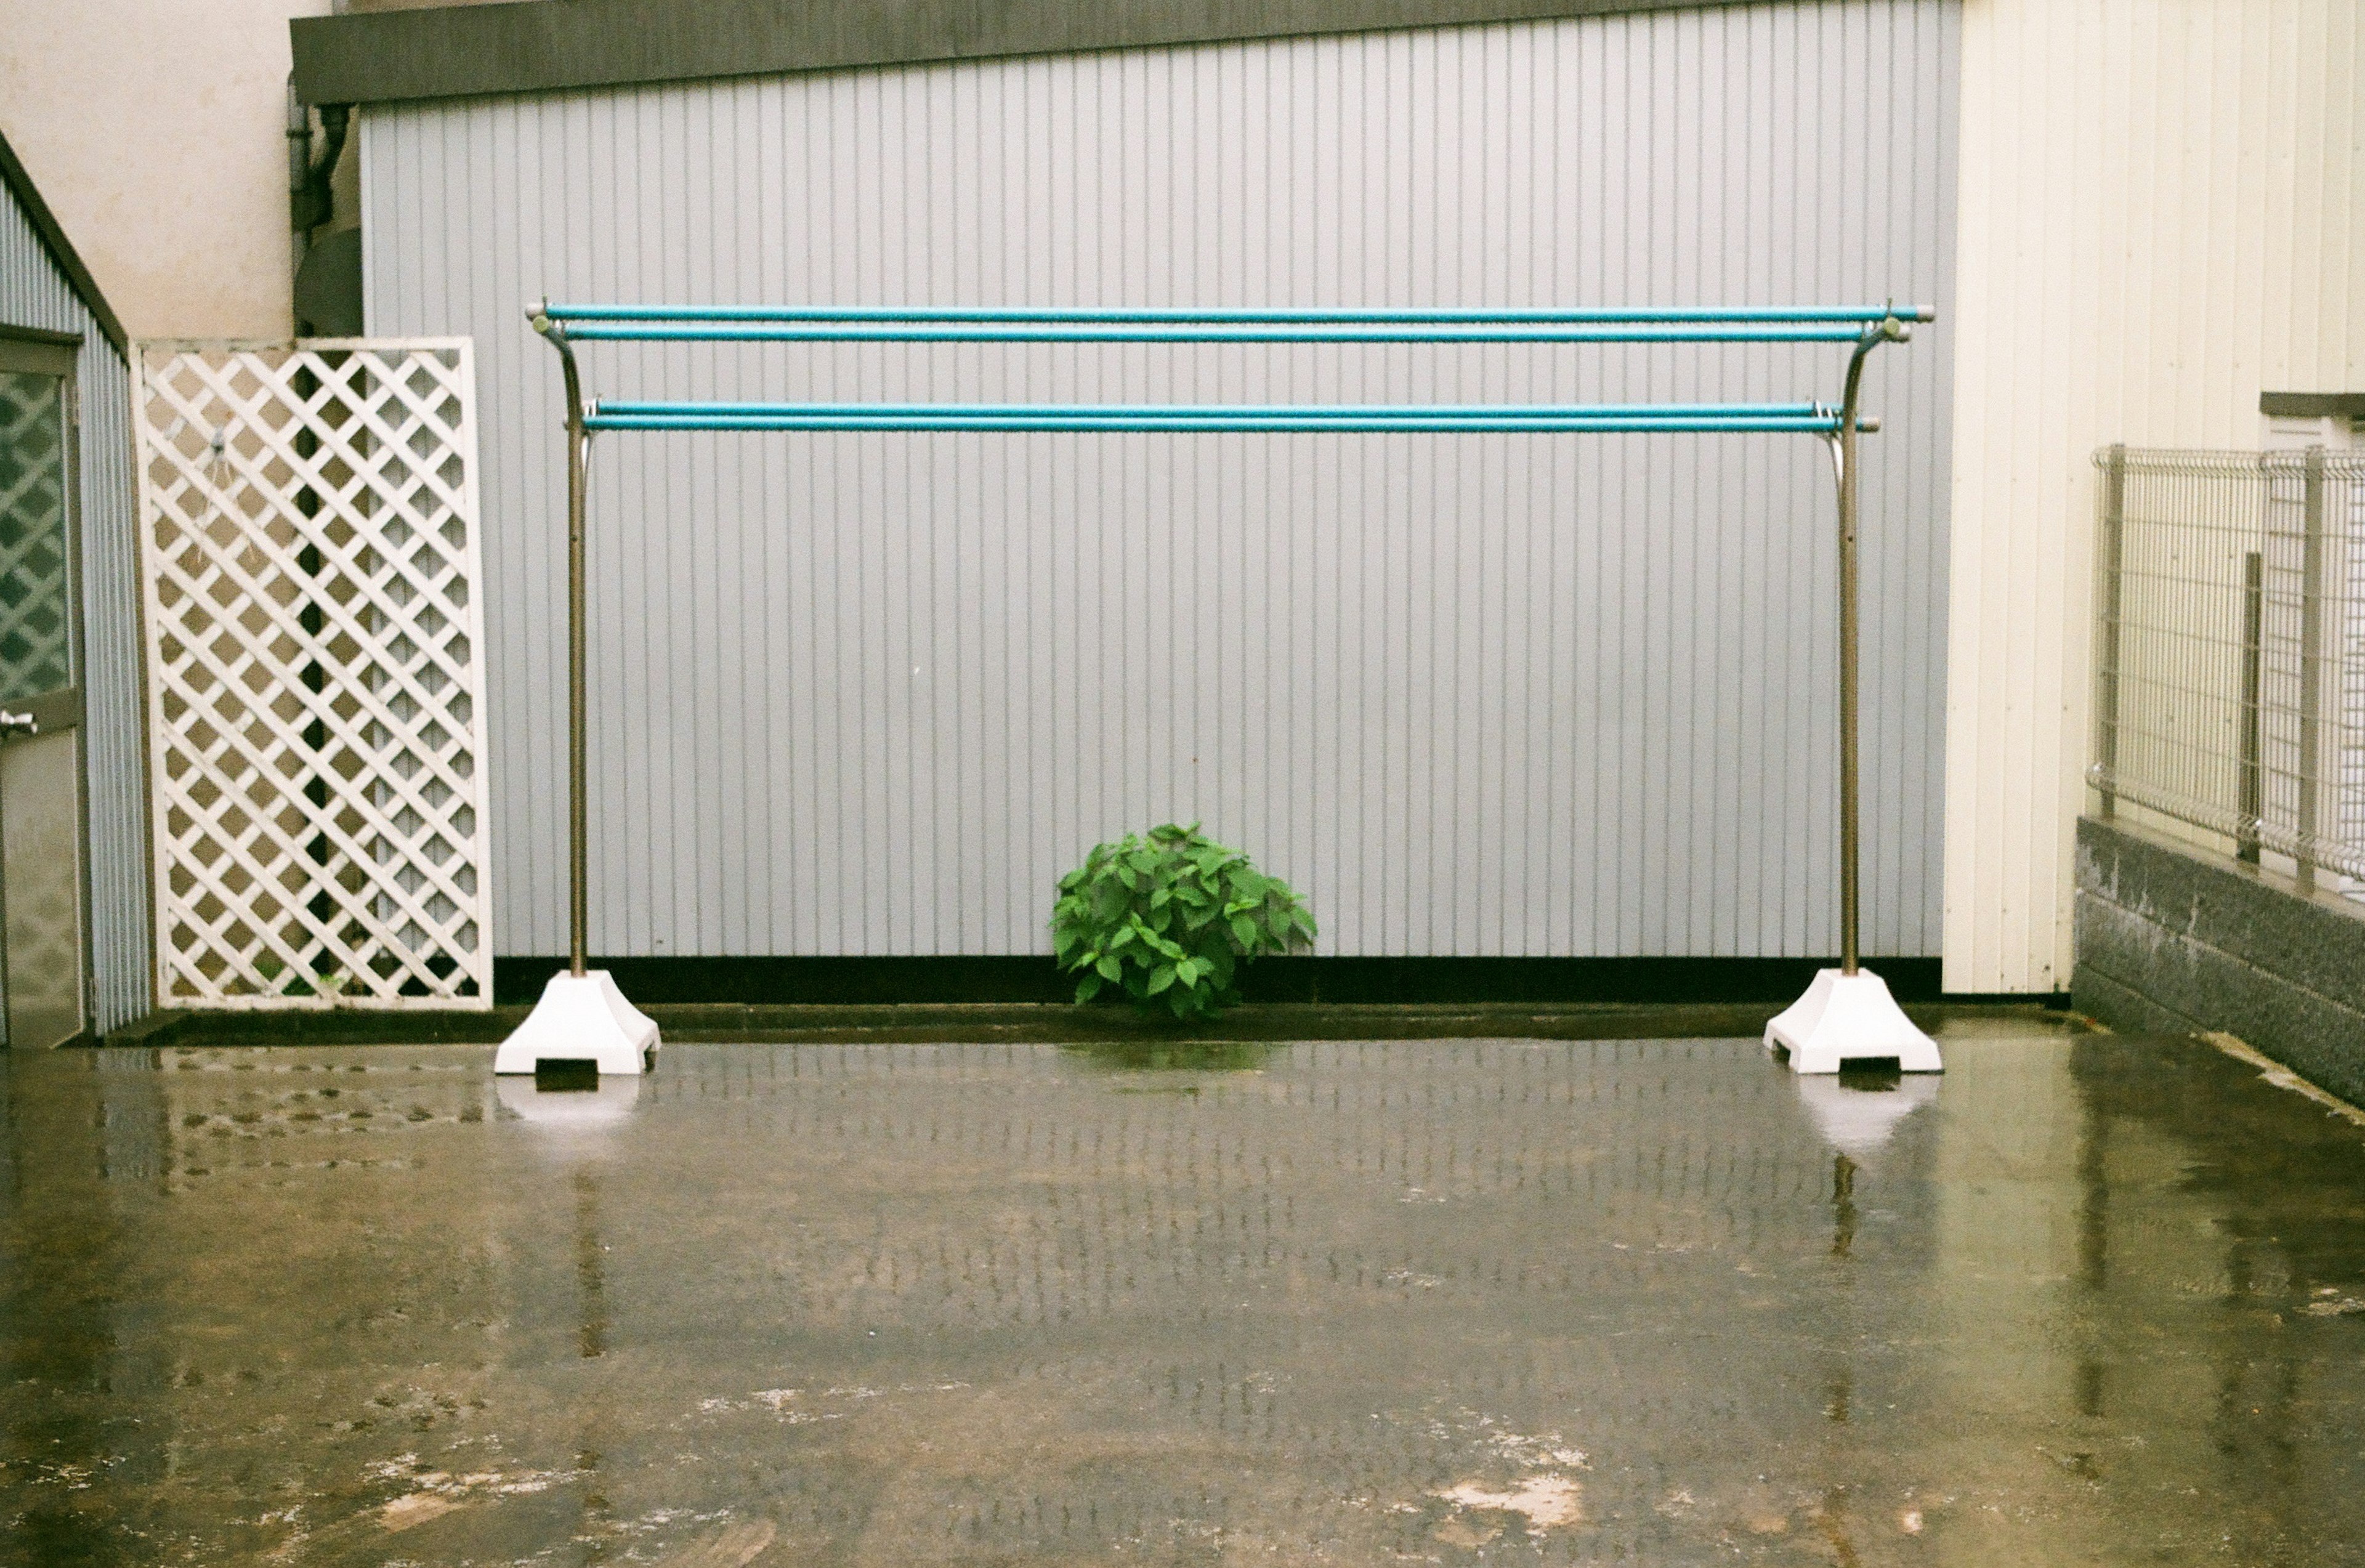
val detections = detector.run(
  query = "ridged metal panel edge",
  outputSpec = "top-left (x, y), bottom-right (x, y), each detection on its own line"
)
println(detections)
top-left (0, 176), bottom-right (152, 1033)
top-left (363, 1), bottom-right (1960, 963)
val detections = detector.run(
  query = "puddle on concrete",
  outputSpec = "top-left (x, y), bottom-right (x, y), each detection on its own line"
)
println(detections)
top-left (4, 1028), bottom-right (2363, 1564)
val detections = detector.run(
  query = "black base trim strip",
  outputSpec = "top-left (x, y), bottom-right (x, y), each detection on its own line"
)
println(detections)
top-left (491, 953), bottom-right (1947, 1008)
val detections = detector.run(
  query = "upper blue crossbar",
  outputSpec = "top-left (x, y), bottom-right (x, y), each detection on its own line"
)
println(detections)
top-left (545, 303), bottom-right (1930, 326)
top-left (541, 302), bottom-right (1930, 345)
top-left (538, 303), bottom-right (1920, 435)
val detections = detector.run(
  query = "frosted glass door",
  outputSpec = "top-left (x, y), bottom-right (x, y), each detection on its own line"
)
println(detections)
top-left (0, 345), bottom-right (86, 1048)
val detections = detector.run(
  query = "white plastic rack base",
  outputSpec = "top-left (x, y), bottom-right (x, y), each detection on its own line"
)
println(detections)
top-left (493, 969), bottom-right (660, 1076)
top-left (1764, 967), bottom-right (1943, 1075)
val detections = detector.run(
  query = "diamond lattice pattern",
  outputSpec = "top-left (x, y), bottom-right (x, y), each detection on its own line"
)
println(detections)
top-left (135, 342), bottom-right (490, 1007)
top-left (0, 370), bottom-right (71, 703)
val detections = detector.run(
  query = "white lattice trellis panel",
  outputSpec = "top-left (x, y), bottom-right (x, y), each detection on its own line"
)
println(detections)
top-left (134, 339), bottom-right (491, 1008)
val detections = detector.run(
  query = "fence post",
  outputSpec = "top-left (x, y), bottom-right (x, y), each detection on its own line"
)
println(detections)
top-left (2096, 443), bottom-right (2127, 818)
top-left (2295, 445), bottom-right (2328, 892)
top-left (2239, 549), bottom-right (2264, 863)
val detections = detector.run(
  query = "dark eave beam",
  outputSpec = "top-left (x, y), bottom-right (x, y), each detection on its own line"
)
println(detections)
top-left (293, 0), bottom-right (1755, 107)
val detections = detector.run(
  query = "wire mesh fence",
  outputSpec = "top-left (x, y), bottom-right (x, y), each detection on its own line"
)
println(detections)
top-left (2092, 444), bottom-right (2365, 891)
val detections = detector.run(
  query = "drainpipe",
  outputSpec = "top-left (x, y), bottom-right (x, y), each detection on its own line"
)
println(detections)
top-left (286, 76), bottom-right (352, 270)
top-left (287, 79), bottom-right (312, 279)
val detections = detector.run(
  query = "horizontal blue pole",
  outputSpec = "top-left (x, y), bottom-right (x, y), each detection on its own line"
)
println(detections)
top-left (584, 411), bottom-right (1850, 434)
top-left (559, 321), bottom-right (1874, 344)
top-left (597, 400), bottom-right (1832, 422)
top-left (546, 302), bottom-right (1934, 326)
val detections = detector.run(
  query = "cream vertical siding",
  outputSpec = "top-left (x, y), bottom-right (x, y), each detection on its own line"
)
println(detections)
top-left (1943, 0), bottom-right (2364, 993)
top-left (363, 1), bottom-right (1963, 962)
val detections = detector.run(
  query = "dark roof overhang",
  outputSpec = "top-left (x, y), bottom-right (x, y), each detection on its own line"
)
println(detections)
top-left (293, 0), bottom-right (1752, 107)
top-left (0, 127), bottom-right (128, 353)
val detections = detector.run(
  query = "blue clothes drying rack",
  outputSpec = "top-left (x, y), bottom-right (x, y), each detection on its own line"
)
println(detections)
top-left (507, 301), bottom-right (1938, 1075)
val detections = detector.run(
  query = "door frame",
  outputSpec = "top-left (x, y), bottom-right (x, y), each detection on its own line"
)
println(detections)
top-left (0, 323), bottom-right (95, 1046)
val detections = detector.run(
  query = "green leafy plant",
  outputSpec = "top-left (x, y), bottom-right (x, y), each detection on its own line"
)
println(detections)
top-left (253, 952), bottom-right (350, 998)
top-left (1053, 823), bottom-right (1316, 1019)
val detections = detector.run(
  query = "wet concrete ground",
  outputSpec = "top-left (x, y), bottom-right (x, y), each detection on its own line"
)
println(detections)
top-left (4, 1022), bottom-right (2364, 1566)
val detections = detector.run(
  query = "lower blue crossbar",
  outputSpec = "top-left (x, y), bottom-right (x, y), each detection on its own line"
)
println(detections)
top-left (562, 321), bottom-right (1872, 345)
top-left (584, 400), bottom-right (1853, 435)
top-left (548, 304), bottom-right (1933, 326)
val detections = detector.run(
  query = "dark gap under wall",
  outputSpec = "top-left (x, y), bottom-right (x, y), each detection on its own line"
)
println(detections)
top-left (491, 955), bottom-right (1949, 1008)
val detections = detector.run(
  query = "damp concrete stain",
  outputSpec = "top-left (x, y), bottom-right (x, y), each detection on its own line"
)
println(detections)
top-left (376, 1490), bottom-right (459, 1532)
top-left (651, 1517), bottom-right (778, 1567)
top-left (6, 1024), bottom-right (2365, 1566)
top-left (1434, 1473), bottom-right (1584, 1529)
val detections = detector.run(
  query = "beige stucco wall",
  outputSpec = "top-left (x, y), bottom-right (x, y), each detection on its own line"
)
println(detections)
top-left (1943, 0), bottom-right (2364, 992)
top-left (0, 0), bottom-right (334, 338)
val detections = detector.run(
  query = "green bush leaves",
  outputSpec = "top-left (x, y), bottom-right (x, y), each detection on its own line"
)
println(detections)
top-left (1052, 822), bottom-right (1316, 1019)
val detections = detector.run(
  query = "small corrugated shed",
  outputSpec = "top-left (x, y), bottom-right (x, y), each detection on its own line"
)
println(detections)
top-left (0, 130), bottom-right (152, 1033)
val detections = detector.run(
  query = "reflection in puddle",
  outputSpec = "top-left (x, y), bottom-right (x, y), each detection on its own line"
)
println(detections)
top-left (1830, 1150), bottom-right (1859, 1259)
top-left (3, 1032), bottom-right (2363, 1566)
top-left (1796, 1069), bottom-right (1941, 1157)
top-left (493, 1072), bottom-right (641, 1128)
top-left (1059, 1038), bottom-right (1279, 1073)
top-left (572, 1169), bottom-right (608, 1360)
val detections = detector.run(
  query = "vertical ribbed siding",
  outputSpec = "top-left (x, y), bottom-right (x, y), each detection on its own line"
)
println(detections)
top-left (1945, 0), bottom-right (2364, 992)
top-left (364, 0), bottom-right (1960, 961)
top-left (0, 184), bottom-right (149, 1030)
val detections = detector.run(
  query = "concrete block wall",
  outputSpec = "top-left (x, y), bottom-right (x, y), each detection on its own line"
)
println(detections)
top-left (2074, 815), bottom-right (2365, 1105)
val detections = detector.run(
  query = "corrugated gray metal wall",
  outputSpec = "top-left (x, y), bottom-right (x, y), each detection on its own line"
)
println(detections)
top-left (362, 0), bottom-right (1959, 960)
top-left (0, 182), bottom-right (150, 1029)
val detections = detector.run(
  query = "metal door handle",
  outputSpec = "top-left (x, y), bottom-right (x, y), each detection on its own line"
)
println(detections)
top-left (0, 709), bottom-right (36, 737)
